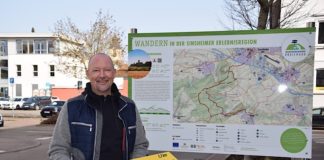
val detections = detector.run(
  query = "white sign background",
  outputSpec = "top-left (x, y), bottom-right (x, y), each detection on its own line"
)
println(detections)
top-left (129, 28), bottom-right (315, 158)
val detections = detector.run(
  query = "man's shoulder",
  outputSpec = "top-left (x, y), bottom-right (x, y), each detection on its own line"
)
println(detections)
top-left (66, 94), bottom-right (84, 105)
top-left (120, 95), bottom-right (135, 105)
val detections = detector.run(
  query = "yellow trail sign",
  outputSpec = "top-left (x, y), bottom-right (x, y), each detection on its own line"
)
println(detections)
top-left (132, 152), bottom-right (177, 160)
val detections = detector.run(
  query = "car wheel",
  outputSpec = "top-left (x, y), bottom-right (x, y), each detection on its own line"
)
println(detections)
top-left (41, 113), bottom-right (47, 118)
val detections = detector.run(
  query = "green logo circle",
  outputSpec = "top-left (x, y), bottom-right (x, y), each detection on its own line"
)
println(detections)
top-left (280, 128), bottom-right (307, 153)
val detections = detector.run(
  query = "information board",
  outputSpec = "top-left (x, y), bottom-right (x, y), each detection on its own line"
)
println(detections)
top-left (128, 28), bottom-right (315, 158)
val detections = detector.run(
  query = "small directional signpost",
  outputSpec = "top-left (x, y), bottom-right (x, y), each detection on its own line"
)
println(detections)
top-left (9, 77), bottom-right (14, 117)
top-left (9, 77), bottom-right (14, 84)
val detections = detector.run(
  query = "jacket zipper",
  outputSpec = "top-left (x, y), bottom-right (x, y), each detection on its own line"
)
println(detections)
top-left (118, 98), bottom-right (128, 160)
top-left (71, 122), bottom-right (93, 132)
top-left (92, 110), bottom-right (97, 160)
top-left (128, 125), bottom-right (136, 132)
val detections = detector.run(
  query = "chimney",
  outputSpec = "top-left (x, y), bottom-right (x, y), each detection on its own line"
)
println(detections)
top-left (130, 28), bottom-right (137, 34)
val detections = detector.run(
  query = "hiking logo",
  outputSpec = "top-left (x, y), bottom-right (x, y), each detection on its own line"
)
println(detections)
top-left (282, 37), bottom-right (309, 62)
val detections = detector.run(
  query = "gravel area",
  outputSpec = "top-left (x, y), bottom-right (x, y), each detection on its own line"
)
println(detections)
top-left (0, 110), bottom-right (41, 118)
top-left (0, 110), bottom-right (45, 129)
top-left (0, 117), bottom-right (44, 129)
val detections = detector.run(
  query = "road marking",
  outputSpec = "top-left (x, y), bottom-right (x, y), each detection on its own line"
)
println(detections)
top-left (0, 150), bottom-right (6, 153)
top-left (35, 136), bottom-right (52, 140)
top-left (314, 138), bottom-right (324, 143)
top-left (26, 130), bottom-right (52, 133)
top-left (313, 130), bottom-right (324, 143)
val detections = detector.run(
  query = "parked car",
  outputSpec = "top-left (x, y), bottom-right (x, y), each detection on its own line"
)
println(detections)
top-left (313, 107), bottom-right (324, 129)
top-left (40, 100), bottom-right (66, 118)
top-left (13, 97), bottom-right (29, 110)
top-left (0, 97), bottom-right (11, 110)
top-left (50, 96), bottom-right (59, 101)
top-left (0, 113), bottom-right (3, 127)
top-left (21, 96), bottom-right (52, 110)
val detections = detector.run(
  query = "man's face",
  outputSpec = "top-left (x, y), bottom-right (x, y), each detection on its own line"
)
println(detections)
top-left (86, 54), bottom-right (116, 96)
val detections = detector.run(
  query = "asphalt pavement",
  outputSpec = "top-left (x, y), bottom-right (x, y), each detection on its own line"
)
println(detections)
top-left (0, 124), bottom-right (229, 160)
top-left (1, 110), bottom-right (323, 160)
top-left (0, 111), bottom-right (229, 160)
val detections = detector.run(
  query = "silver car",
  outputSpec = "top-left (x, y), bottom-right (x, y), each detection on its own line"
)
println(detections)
top-left (0, 97), bottom-right (10, 110)
top-left (13, 97), bottom-right (29, 110)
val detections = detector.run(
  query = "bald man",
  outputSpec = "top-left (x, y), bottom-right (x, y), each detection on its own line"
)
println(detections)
top-left (49, 53), bottom-right (149, 160)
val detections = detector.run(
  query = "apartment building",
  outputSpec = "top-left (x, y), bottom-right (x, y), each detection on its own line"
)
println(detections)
top-left (0, 33), bottom-right (86, 98)
top-left (311, 15), bottom-right (324, 107)
top-left (293, 0), bottom-right (324, 108)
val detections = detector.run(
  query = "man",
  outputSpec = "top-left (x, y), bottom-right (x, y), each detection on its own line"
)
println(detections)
top-left (49, 53), bottom-right (149, 160)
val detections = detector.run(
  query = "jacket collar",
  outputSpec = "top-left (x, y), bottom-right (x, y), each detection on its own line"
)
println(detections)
top-left (83, 82), bottom-right (121, 110)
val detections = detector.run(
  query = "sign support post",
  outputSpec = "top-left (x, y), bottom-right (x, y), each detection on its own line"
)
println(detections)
top-left (9, 77), bottom-right (14, 118)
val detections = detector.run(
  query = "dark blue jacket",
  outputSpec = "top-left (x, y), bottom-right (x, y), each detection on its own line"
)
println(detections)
top-left (48, 83), bottom-right (149, 160)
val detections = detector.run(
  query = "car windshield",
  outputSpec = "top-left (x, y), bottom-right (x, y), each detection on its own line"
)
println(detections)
top-left (313, 109), bottom-right (321, 115)
top-left (0, 97), bottom-right (9, 101)
top-left (25, 98), bottom-right (36, 103)
top-left (51, 101), bottom-right (65, 106)
top-left (14, 98), bottom-right (22, 101)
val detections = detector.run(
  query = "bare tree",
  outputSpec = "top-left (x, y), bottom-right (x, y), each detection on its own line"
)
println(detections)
top-left (224, 0), bottom-right (259, 30)
top-left (52, 10), bottom-right (126, 78)
top-left (224, 0), bottom-right (311, 30)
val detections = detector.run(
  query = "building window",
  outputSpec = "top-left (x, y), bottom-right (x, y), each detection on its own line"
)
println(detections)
top-left (32, 84), bottom-right (38, 96)
top-left (1, 68), bottom-right (8, 79)
top-left (17, 39), bottom-right (58, 54)
top-left (0, 87), bottom-right (8, 97)
top-left (34, 40), bottom-right (47, 54)
top-left (16, 84), bottom-right (22, 97)
top-left (17, 65), bottom-right (22, 76)
top-left (29, 40), bottom-right (34, 53)
top-left (16, 40), bottom-right (22, 53)
top-left (32, 84), bottom-right (38, 90)
top-left (316, 69), bottom-right (324, 88)
top-left (16, 40), bottom-right (34, 54)
top-left (0, 60), bottom-right (8, 79)
top-left (0, 60), bottom-right (8, 67)
top-left (48, 40), bottom-right (59, 53)
top-left (319, 22), bottom-right (324, 44)
top-left (0, 40), bottom-right (8, 56)
top-left (50, 65), bottom-right (55, 77)
top-left (33, 65), bottom-right (38, 76)
top-left (22, 40), bottom-right (28, 53)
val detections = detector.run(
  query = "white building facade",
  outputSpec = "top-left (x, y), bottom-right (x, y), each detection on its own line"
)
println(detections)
top-left (299, 0), bottom-right (324, 108)
top-left (0, 33), bottom-right (85, 98)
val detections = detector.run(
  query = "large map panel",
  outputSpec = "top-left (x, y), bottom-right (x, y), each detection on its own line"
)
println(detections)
top-left (173, 48), bottom-right (313, 126)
